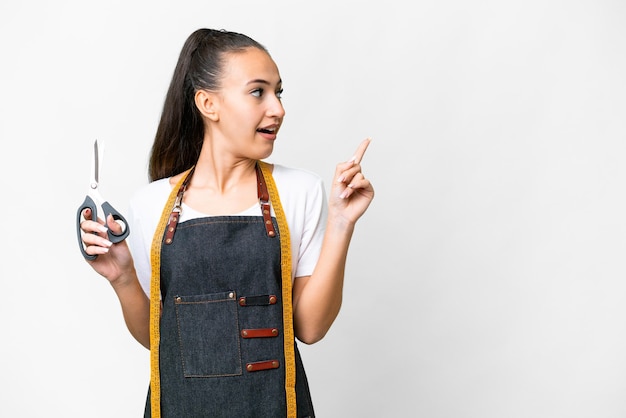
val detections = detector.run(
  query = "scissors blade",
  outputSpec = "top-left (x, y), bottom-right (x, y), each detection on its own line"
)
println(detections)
top-left (90, 139), bottom-right (105, 189)
top-left (93, 139), bottom-right (100, 185)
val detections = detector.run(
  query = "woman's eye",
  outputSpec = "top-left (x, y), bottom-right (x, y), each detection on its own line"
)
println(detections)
top-left (251, 87), bottom-right (282, 99)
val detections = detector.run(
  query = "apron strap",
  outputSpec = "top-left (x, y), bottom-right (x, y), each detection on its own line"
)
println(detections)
top-left (163, 166), bottom-right (195, 245)
top-left (164, 163), bottom-right (276, 244)
top-left (257, 164), bottom-right (277, 237)
top-left (148, 162), bottom-right (297, 418)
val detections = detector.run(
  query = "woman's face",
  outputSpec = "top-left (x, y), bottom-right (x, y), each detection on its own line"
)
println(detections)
top-left (212, 47), bottom-right (285, 160)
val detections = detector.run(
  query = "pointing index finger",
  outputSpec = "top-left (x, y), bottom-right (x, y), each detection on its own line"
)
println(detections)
top-left (352, 138), bottom-right (372, 164)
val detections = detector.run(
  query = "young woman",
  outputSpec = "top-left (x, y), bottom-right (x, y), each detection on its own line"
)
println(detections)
top-left (79, 28), bottom-right (374, 417)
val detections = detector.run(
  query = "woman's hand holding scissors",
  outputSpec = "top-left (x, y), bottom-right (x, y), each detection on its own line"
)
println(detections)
top-left (329, 138), bottom-right (375, 226)
top-left (77, 140), bottom-right (135, 285)
top-left (80, 209), bottom-right (136, 285)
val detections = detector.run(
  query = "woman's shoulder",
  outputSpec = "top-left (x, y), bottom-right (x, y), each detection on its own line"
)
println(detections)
top-left (129, 177), bottom-right (173, 209)
top-left (270, 163), bottom-right (326, 209)
top-left (271, 163), bottom-right (324, 188)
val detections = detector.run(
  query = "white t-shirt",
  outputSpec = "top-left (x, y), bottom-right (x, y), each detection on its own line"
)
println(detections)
top-left (127, 164), bottom-right (328, 297)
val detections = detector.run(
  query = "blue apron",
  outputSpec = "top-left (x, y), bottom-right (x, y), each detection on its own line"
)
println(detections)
top-left (144, 164), bottom-right (315, 417)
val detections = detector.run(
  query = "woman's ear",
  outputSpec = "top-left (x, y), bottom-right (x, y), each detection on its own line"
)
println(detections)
top-left (194, 90), bottom-right (219, 121)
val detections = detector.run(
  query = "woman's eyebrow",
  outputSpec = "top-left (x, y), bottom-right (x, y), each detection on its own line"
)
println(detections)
top-left (247, 78), bottom-right (282, 86)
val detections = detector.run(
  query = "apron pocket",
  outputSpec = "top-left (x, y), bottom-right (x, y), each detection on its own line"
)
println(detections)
top-left (174, 291), bottom-right (242, 377)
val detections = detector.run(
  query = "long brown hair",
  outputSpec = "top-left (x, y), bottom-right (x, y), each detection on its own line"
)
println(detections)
top-left (148, 28), bottom-right (267, 181)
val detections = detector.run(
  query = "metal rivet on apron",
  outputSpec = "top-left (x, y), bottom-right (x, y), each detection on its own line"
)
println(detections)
top-left (246, 364), bottom-right (253, 372)
top-left (268, 231), bottom-right (275, 237)
top-left (174, 296), bottom-right (181, 303)
top-left (165, 238), bottom-right (172, 244)
top-left (269, 295), bottom-right (277, 304)
top-left (228, 292), bottom-right (234, 299)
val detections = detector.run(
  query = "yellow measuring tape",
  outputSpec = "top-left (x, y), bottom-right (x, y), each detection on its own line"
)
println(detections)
top-left (149, 167), bottom-right (191, 418)
top-left (259, 161), bottom-right (297, 418)
top-left (148, 162), bottom-right (297, 417)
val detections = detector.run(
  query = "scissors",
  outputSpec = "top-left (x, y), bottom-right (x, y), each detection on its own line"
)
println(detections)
top-left (76, 139), bottom-right (130, 260)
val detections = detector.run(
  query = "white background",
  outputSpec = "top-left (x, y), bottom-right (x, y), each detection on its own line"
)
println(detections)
top-left (1, 1), bottom-right (626, 417)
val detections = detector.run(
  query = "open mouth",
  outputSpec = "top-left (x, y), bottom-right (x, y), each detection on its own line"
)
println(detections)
top-left (257, 126), bottom-right (278, 134)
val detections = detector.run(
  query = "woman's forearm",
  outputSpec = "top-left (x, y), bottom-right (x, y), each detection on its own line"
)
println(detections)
top-left (110, 271), bottom-right (151, 349)
top-left (293, 217), bottom-right (355, 344)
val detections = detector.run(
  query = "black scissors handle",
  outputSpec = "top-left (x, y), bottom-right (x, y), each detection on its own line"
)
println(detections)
top-left (76, 195), bottom-right (130, 260)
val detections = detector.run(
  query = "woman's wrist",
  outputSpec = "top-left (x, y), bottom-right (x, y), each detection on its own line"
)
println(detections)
top-left (109, 268), bottom-right (139, 291)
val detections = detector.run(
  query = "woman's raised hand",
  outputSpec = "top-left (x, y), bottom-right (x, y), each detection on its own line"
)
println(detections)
top-left (329, 138), bottom-right (375, 225)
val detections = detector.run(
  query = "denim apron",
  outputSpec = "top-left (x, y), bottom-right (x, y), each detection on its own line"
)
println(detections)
top-left (144, 163), bottom-right (315, 418)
